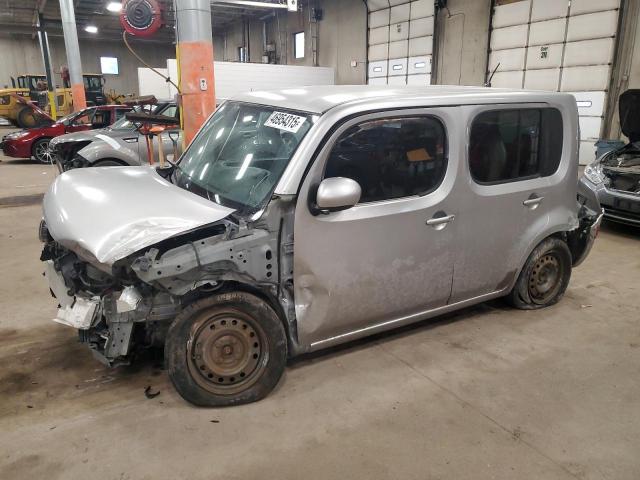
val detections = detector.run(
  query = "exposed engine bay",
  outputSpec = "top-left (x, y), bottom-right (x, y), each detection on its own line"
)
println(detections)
top-left (600, 144), bottom-right (640, 195)
top-left (40, 196), bottom-right (297, 366)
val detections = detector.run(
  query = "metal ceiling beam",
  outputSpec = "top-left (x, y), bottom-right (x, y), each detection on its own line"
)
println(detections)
top-left (211, 0), bottom-right (288, 9)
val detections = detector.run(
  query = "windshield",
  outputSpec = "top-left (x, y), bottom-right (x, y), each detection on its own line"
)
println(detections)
top-left (84, 76), bottom-right (102, 90)
top-left (174, 101), bottom-right (314, 214)
top-left (57, 108), bottom-right (90, 125)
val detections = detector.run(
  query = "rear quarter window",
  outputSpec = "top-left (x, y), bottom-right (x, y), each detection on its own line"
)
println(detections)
top-left (469, 108), bottom-right (563, 184)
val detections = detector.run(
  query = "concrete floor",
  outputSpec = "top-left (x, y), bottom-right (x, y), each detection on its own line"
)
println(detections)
top-left (1, 136), bottom-right (639, 480)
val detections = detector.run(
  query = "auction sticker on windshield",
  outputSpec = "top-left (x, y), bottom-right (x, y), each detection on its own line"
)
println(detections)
top-left (264, 111), bottom-right (307, 133)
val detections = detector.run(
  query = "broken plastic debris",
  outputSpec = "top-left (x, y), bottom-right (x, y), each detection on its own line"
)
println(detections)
top-left (144, 386), bottom-right (160, 399)
top-left (117, 286), bottom-right (143, 313)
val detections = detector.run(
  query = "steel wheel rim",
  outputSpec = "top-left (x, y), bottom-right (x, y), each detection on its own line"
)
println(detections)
top-left (528, 253), bottom-right (562, 304)
top-left (35, 141), bottom-right (53, 163)
top-left (187, 308), bottom-right (268, 395)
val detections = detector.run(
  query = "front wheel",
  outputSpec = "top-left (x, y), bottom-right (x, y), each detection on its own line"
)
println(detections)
top-left (505, 237), bottom-right (572, 310)
top-left (165, 292), bottom-right (287, 407)
top-left (32, 138), bottom-right (54, 164)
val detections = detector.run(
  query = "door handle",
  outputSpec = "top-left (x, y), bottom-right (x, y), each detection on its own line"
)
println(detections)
top-left (523, 195), bottom-right (544, 209)
top-left (426, 214), bottom-right (455, 230)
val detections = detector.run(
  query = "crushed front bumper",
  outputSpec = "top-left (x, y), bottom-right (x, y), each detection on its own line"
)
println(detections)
top-left (44, 259), bottom-right (179, 366)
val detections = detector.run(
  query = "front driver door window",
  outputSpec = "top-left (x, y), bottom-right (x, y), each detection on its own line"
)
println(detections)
top-left (293, 110), bottom-right (458, 348)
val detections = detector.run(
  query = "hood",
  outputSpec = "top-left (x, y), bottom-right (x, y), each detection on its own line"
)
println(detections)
top-left (619, 90), bottom-right (640, 143)
top-left (43, 166), bottom-right (235, 267)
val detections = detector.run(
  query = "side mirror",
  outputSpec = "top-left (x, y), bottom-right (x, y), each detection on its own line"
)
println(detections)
top-left (312, 177), bottom-right (361, 215)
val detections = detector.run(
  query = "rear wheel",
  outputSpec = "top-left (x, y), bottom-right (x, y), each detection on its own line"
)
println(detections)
top-left (506, 237), bottom-right (572, 309)
top-left (165, 292), bottom-right (287, 406)
top-left (32, 138), bottom-right (54, 164)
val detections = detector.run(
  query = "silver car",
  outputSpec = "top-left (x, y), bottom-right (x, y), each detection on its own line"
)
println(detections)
top-left (40, 86), bottom-right (602, 406)
top-left (580, 90), bottom-right (640, 226)
top-left (50, 102), bottom-right (181, 171)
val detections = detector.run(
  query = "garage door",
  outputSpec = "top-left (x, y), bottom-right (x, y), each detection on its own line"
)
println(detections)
top-left (487, 0), bottom-right (620, 164)
top-left (366, 0), bottom-right (434, 86)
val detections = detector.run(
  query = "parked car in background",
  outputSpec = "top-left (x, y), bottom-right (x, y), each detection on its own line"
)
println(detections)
top-left (1, 105), bottom-right (131, 163)
top-left (40, 86), bottom-right (602, 406)
top-left (52, 101), bottom-right (181, 171)
top-left (580, 90), bottom-right (640, 226)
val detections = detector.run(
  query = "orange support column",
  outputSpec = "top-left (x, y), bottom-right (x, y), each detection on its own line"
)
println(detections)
top-left (176, 0), bottom-right (216, 145)
top-left (70, 83), bottom-right (87, 111)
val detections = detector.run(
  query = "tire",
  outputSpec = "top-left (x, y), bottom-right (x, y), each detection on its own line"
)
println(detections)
top-left (17, 107), bottom-right (49, 129)
top-left (505, 237), bottom-right (572, 310)
top-left (93, 159), bottom-right (125, 167)
top-left (32, 138), bottom-right (54, 164)
top-left (17, 107), bottom-right (38, 128)
top-left (165, 291), bottom-right (288, 407)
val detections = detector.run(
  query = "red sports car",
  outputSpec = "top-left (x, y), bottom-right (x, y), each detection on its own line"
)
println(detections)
top-left (1, 105), bottom-right (131, 163)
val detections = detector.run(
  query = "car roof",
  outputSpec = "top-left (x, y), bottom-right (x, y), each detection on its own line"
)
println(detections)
top-left (229, 85), bottom-right (574, 114)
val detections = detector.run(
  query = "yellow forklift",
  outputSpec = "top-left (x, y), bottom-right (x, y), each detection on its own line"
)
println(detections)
top-left (0, 74), bottom-right (72, 127)
top-left (1, 73), bottom-right (107, 127)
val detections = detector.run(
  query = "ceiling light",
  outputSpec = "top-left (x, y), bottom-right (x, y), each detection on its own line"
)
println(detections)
top-left (106, 2), bottom-right (122, 12)
top-left (85, 25), bottom-right (98, 33)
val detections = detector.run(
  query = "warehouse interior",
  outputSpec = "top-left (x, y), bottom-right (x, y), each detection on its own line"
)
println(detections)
top-left (1, 1), bottom-right (639, 479)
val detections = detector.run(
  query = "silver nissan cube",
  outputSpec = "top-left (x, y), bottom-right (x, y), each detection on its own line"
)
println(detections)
top-left (40, 86), bottom-right (602, 406)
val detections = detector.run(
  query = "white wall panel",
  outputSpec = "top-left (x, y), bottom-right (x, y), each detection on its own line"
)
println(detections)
top-left (563, 38), bottom-right (615, 67)
top-left (390, 3), bottom-right (410, 23)
top-left (566, 10), bottom-right (618, 42)
top-left (526, 44), bottom-right (563, 69)
top-left (579, 116), bottom-right (603, 140)
top-left (389, 21), bottom-right (409, 41)
top-left (388, 57), bottom-right (408, 76)
top-left (408, 36), bottom-right (432, 56)
top-left (368, 77), bottom-right (387, 85)
top-left (523, 68), bottom-right (560, 90)
top-left (491, 70), bottom-right (524, 88)
top-left (407, 73), bottom-right (431, 85)
top-left (408, 55), bottom-right (431, 74)
top-left (570, 91), bottom-right (606, 116)
top-left (368, 43), bottom-right (388, 61)
top-left (369, 9), bottom-right (390, 28)
top-left (528, 19), bottom-right (566, 46)
top-left (387, 75), bottom-right (408, 85)
top-left (368, 60), bottom-right (388, 78)
top-left (579, 141), bottom-right (597, 164)
top-left (410, 0), bottom-right (433, 19)
top-left (409, 17), bottom-right (434, 38)
top-left (561, 65), bottom-right (611, 91)
top-left (388, 40), bottom-right (408, 58)
top-left (489, 48), bottom-right (526, 72)
top-left (490, 24), bottom-right (529, 50)
top-left (367, 0), bottom-right (389, 13)
top-left (369, 26), bottom-right (389, 45)
top-left (570, 0), bottom-right (619, 16)
top-left (367, 0), bottom-right (432, 86)
top-left (531, 0), bottom-right (568, 22)
top-left (492, 0), bottom-right (531, 28)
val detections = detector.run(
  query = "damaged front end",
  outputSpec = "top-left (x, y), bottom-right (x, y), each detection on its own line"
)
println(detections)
top-left (40, 232), bottom-right (180, 366)
top-left (39, 193), bottom-right (298, 366)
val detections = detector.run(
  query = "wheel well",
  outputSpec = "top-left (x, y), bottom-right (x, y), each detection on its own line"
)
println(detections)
top-left (189, 281), bottom-right (293, 349)
top-left (93, 158), bottom-right (128, 167)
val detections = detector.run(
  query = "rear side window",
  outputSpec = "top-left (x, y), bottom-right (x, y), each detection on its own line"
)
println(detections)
top-left (469, 108), bottom-right (563, 184)
top-left (324, 116), bottom-right (448, 203)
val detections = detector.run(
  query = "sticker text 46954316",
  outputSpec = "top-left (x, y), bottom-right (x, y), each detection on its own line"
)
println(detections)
top-left (264, 111), bottom-right (307, 133)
